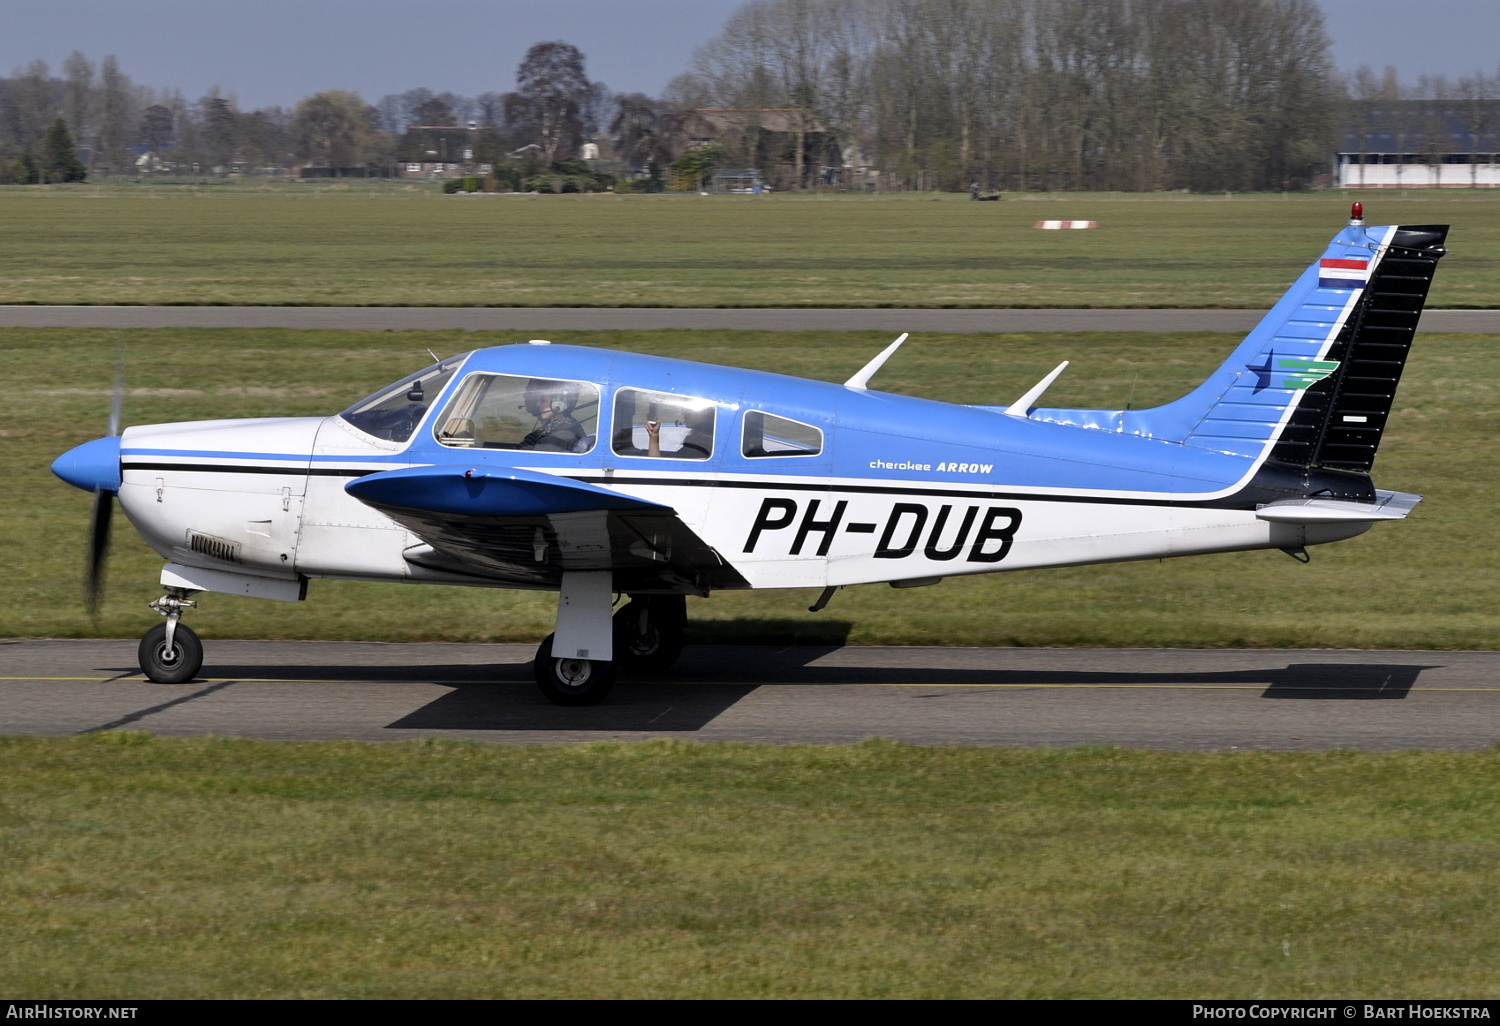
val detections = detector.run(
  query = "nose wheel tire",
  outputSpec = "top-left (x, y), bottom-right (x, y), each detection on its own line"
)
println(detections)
top-left (138, 622), bottom-right (204, 684)
top-left (533, 633), bottom-right (616, 706)
top-left (612, 598), bottom-right (686, 673)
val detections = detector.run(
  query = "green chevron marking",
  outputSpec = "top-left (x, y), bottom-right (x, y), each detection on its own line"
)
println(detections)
top-left (1276, 357), bottom-right (1339, 390)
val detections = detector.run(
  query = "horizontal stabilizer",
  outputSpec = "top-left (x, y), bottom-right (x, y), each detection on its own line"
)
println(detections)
top-left (346, 464), bottom-right (670, 517)
top-left (1254, 490), bottom-right (1420, 524)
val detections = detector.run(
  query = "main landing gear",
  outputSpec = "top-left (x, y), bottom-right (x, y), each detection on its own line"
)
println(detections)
top-left (139, 588), bottom-right (203, 684)
top-left (613, 595), bottom-right (686, 673)
top-left (532, 575), bottom-right (686, 706)
top-left (533, 632), bottom-right (617, 706)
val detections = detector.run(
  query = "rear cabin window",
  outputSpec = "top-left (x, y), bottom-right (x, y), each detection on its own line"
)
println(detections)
top-left (742, 411), bottom-right (823, 458)
top-left (611, 388), bottom-right (716, 460)
top-left (435, 373), bottom-right (599, 453)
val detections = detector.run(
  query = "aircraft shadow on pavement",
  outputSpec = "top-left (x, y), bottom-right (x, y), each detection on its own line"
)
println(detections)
top-left (387, 646), bottom-right (850, 732)
top-left (667, 654), bottom-right (1438, 701)
top-left (188, 661), bottom-right (527, 684)
top-left (384, 655), bottom-right (1440, 732)
top-left (126, 651), bottom-right (1439, 734)
top-left (389, 682), bottom-right (761, 732)
top-left (1258, 663), bottom-right (1435, 700)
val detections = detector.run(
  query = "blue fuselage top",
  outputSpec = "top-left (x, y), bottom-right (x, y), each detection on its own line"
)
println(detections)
top-left (396, 342), bottom-right (1259, 501)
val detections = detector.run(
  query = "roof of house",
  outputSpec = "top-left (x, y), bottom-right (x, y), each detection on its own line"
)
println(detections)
top-left (1343, 100), bottom-right (1500, 154)
top-left (689, 108), bottom-right (828, 136)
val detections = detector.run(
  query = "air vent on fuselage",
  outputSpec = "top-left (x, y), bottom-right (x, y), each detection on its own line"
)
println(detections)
top-left (186, 530), bottom-right (241, 564)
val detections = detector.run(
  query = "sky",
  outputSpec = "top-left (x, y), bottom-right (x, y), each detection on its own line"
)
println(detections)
top-left (3, 0), bottom-right (1498, 109)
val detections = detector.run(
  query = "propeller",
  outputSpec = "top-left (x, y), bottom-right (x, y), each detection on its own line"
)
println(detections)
top-left (85, 345), bottom-right (126, 617)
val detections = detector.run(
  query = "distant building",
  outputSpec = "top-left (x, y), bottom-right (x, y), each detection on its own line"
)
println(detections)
top-left (301, 165), bottom-right (397, 178)
top-left (398, 125), bottom-right (493, 179)
top-left (711, 169), bottom-right (763, 193)
top-left (683, 108), bottom-right (845, 189)
top-left (1338, 100), bottom-right (1500, 188)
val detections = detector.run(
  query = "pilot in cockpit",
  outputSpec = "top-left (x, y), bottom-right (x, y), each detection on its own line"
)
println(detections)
top-left (518, 380), bottom-right (586, 452)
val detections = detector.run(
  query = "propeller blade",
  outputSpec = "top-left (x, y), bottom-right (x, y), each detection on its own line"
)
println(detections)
top-left (107, 340), bottom-right (125, 437)
top-left (85, 489), bottom-right (114, 616)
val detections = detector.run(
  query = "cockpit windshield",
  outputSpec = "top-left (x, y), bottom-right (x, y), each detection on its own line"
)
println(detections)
top-left (339, 354), bottom-right (468, 443)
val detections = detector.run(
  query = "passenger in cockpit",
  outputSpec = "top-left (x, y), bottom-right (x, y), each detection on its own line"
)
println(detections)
top-left (644, 405), bottom-right (713, 458)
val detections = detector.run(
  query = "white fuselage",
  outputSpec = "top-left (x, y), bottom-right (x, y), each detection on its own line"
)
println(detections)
top-left (119, 415), bottom-right (1370, 598)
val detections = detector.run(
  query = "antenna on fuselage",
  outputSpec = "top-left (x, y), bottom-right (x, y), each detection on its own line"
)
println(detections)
top-left (844, 332), bottom-right (909, 390)
top-left (1004, 361), bottom-right (1069, 418)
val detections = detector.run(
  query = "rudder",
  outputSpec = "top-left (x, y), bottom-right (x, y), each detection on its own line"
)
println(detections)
top-left (1266, 224), bottom-right (1447, 473)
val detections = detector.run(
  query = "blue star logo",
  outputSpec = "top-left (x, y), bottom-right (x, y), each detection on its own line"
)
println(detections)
top-left (1247, 350), bottom-right (1340, 393)
top-left (1248, 350), bottom-right (1276, 393)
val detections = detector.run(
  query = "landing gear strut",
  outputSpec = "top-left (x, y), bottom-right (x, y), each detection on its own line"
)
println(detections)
top-left (613, 595), bottom-right (686, 673)
top-left (534, 571), bottom-right (616, 706)
top-left (140, 589), bottom-right (203, 684)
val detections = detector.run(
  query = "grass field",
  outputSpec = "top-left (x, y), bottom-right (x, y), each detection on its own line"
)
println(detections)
top-left (2, 735), bottom-right (1497, 998)
top-left (7, 326), bottom-right (1497, 649)
top-left (3, 184), bottom-right (1500, 308)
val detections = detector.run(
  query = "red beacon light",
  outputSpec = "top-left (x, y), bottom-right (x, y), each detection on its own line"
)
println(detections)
top-left (1350, 201), bottom-right (1364, 226)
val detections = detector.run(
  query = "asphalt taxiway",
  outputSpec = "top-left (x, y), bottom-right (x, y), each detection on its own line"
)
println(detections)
top-left (3, 640), bottom-right (1496, 750)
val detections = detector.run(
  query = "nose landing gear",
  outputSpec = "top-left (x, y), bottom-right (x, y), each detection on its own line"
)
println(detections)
top-left (140, 589), bottom-right (203, 683)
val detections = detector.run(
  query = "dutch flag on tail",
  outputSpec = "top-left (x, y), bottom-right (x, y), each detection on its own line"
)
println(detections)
top-left (1319, 258), bottom-right (1370, 290)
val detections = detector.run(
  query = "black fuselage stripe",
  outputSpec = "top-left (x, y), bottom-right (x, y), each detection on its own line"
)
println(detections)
top-left (124, 461), bottom-right (372, 478)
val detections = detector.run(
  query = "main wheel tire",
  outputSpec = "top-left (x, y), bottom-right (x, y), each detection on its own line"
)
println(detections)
top-left (613, 599), bottom-right (686, 673)
top-left (138, 622), bottom-right (204, 684)
top-left (533, 633), bottom-right (617, 706)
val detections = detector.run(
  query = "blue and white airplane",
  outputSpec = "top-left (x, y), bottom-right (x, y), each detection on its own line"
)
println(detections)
top-left (52, 205), bottom-right (1447, 704)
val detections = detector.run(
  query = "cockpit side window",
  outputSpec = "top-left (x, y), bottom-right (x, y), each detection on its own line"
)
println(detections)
top-left (742, 411), bottom-right (823, 458)
top-left (611, 388), bottom-right (715, 460)
top-left (435, 373), bottom-right (599, 453)
top-left (339, 358), bottom-right (463, 443)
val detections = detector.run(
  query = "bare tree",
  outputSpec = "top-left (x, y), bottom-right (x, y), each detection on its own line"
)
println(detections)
top-left (200, 91), bottom-right (237, 169)
top-left (1416, 75), bottom-right (1452, 188)
top-left (676, 0), bottom-right (1337, 192)
top-left (62, 51), bottom-right (95, 161)
top-left (96, 56), bottom-right (133, 171)
top-left (474, 91), bottom-right (508, 129)
top-left (8, 60), bottom-right (56, 153)
top-left (1347, 65), bottom-right (1386, 188)
top-left (1454, 70), bottom-right (1497, 188)
top-left (139, 103), bottom-right (173, 152)
top-left (411, 96), bottom-right (456, 126)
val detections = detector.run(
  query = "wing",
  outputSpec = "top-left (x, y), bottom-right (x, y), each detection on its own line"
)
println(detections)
top-left (345, 464), bottom-right (747, 594)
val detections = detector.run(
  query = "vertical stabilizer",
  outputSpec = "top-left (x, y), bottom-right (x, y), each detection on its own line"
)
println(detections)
top-left (1031, 217), bottom-right (1447, 487)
